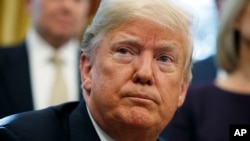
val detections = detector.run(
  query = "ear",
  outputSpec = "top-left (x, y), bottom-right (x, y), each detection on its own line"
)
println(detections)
top-left (177, 82), bottom-right (189, 107)
top-left (80, 53), bottom-right (92, 95)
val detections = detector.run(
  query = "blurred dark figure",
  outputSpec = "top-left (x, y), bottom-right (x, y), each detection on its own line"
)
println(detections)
top-left (0, 0), bottom-right (91, 118)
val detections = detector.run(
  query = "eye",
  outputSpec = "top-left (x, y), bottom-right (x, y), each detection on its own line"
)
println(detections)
top-left (158, 56), bottom-right (173, 63)
top-left (117, 48), bottom-right (129, 54)
top-left (156, 54), bottom-right (176, 72)
top-left (113, 47), bottom-right (134, 64)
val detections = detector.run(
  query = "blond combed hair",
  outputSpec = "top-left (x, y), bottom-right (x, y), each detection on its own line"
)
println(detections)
top-left (81, 0), bottom-right (193, 82)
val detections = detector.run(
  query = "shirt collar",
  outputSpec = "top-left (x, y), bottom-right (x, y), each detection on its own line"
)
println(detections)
top-left (86, 106), bottom-right (115, 141)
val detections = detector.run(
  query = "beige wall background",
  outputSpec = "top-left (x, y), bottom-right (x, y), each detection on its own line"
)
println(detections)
top-left (0, 0), bottom-right (100, 47)
top-left (0, 0), bottom-right (30, 46)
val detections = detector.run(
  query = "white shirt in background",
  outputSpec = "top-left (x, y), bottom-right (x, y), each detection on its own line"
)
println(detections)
top-left (26, 28), bottom-right (80, 110)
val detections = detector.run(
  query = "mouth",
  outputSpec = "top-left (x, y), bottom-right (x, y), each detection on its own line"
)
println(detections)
top-left (56, 16), bottom-right (74, 26)
top-left (124, 94), bottom-right (156, 104)
top-left (58, 20), bottom-right (73, 26)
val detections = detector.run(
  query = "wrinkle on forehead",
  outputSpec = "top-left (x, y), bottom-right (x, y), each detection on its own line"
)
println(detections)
top-left (109, 29), bottom-right (183, 51)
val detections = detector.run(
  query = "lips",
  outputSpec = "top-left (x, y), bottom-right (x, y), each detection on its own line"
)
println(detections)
top-left (123, 93), bottom-right (158, 104)
top-left (55, 16), bottom-right (74, 26)
top-left (57, 19), bottom-right (73, 26)
top-left (128, 94), bottom-right (152, 100)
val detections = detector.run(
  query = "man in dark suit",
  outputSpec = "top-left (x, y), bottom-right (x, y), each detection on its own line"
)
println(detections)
top-left (0, 0), bottom-right (194, 140)
top-left (0, 0), bottom-right (90, 118)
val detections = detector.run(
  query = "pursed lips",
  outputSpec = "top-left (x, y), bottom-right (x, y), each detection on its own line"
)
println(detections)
top-left (123, 93), bottom-right (158, 104)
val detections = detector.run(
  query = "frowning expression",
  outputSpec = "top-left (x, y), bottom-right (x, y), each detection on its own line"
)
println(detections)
top-left (81, 18), bottom-right (190, 132)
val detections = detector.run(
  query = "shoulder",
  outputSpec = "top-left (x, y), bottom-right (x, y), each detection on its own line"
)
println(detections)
top-left (0, 102), bottom-right (79, 126)
top-left (188, 81), bottom-right (216, 94)
top-left (0, 42), bottom-right (26, 52)
top-left (0, 42), bottom-right (26, 62)
top-left (191, 56), bottom-right (217, 84)
top-left (183, 82), bottom-right (218, 108)
top-left (0, 102), bottom-right (79, 140)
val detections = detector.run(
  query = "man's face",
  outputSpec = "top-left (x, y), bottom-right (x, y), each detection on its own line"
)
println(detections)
top-left (81, 19), bottom-right (189, 132)
top-left (27, 0), bottom-right (89, 39)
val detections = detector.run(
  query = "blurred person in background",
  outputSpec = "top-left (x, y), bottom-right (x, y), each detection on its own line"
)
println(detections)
top-left (191, 0), bottom-right (224, 85)
top-left (0, 0), bottom-right (91, 118)
top-left (164, 0), bottom-right (250, 140)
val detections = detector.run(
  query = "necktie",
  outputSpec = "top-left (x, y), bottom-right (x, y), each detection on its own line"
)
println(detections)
top-left (50, 52), bottom-right (68, 105)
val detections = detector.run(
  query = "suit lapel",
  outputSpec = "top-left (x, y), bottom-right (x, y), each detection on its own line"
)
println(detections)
top-left (68, 101), bottom-right (166, 141)
top-left (69, 101), bottom-right (100, 141)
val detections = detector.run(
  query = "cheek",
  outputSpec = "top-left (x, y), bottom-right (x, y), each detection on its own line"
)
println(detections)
top-left (39, 8), bottom-right (56, 27)
top-left (89, 61), bottom-right (123, 109)
top-left (41, 2), bottom-right (56, 17)
top-left (81, 5), bottom-right (90, 17)
top-left (237, 12), bottom-right (250, 39)
top-left (90, 56), bottom-right (134, 103)
top-left (156, 82), bottom-right (183, 127)
top-left (242, 23), bottom-right (250, 38)
top-left (159, 84), bottom-right (182, 123)
top-left (90, 59), bottom-right (119, 93)
top-left (72, 3), bottom-right (90, 24)
top-left (158, 73), bottom-right (183, 108)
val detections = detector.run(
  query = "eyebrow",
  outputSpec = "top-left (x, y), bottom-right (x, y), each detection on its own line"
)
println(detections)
top-left (111, 33), bottom-right (181, 51)
top-left (155, 41), bottom-right (180, 52)
top-left (110, 34), bottom-right (143, 48)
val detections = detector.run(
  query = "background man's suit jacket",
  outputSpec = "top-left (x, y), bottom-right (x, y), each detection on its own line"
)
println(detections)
top-left (0, 42), bottom-right (82, 118)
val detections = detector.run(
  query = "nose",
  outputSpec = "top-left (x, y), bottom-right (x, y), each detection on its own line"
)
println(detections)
top-left (132, 53), bottom-right (155, 85)
top-left (61, 0), bottom-right (74, 12)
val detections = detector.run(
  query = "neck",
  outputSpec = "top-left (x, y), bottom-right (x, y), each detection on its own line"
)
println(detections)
top-left (216, 70), bottom-right (250, 95)
top-left (105, 125), bottom-right (160, 141)
top-left (95, 113), bottom-right (162, 141)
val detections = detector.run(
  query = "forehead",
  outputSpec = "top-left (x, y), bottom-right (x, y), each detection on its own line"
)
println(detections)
top-left (106, 18), bottom-right (187, 51)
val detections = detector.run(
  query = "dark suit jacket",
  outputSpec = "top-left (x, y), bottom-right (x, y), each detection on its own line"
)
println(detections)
top-left (0, 101), bottom-right (166, 141)
top-left (0, 101), bottom-right (101, 141)
top-left (0, 42), bottom-right (82, 118)
top-left (191, 56), bottom-right (217, 85)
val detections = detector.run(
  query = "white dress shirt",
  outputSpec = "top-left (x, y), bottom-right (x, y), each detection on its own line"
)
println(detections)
top-left (26, 28), bottom-right (80, 110)
top-left (87, 106), bottom-right (115, 141)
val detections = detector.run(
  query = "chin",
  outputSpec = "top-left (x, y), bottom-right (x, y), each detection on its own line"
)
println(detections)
top-left (53, 28), bottom-right (75, 37)
top-left (53, 32), bottom-right (73, 40)
top-left (119, 106), bottom-right (158, 128)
